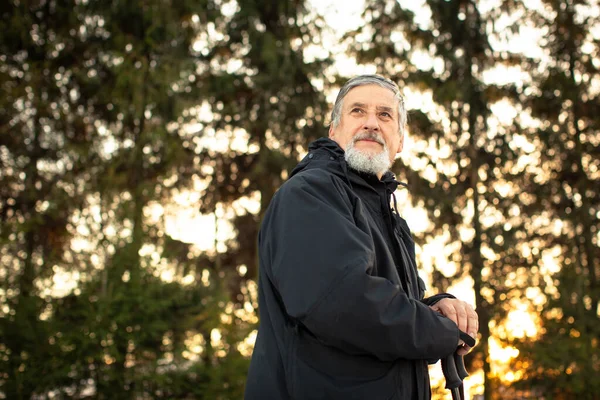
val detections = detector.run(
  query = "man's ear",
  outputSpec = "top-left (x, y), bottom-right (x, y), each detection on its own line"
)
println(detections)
top-left (396, 133), bottom-right (405, 154)
top-left (328, 124), bottom-right (335, 138)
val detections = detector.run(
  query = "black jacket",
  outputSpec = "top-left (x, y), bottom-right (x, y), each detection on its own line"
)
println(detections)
top-left (245, 138), bottom-right (459, 399)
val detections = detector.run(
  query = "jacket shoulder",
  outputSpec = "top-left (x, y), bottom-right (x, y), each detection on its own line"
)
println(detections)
top-left (280, 168), bottom-right (351, 200)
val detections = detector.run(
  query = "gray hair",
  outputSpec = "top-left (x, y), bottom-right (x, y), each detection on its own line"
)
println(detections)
top-left (330, 75), bottom-right (407, 136)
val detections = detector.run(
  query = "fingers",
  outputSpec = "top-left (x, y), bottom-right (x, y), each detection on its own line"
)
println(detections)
top-left (430, 298), bottom-right (479, 341)
top-left (467, 310), bottom-right (479, 339)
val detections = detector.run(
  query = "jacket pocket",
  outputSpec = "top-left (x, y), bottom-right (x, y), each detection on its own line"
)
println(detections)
top-left (292, 334), bottom-right (397, 400)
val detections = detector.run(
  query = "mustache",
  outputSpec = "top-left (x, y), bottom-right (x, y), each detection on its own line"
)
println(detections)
top-left (352, 131), bottom-right (385, 146)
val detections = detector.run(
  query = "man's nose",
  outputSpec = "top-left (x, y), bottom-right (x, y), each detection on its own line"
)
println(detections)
top-left (363, 112), bottom-right (380, 131)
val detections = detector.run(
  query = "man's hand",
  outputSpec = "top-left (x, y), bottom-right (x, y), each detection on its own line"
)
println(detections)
top-left (430, 298), bottom-right (478, 356)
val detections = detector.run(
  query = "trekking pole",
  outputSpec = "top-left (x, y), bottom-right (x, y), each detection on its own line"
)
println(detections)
top-left (441, 352), bottom-right (463, 400)
top-left (441, 331), bottom-right (475, 400)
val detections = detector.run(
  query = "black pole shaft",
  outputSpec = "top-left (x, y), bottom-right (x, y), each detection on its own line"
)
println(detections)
top-left (451, 387), bottom-right (461, 400)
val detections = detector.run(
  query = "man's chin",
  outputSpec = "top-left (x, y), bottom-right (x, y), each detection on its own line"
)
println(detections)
top-left (353, 148), bottom-right (385, 160)
top-left (354, 140), bottom-right (384, 151)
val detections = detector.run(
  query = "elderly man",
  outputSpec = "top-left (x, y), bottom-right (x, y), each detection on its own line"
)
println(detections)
top-left (245, 75), bottom-right (478, 399)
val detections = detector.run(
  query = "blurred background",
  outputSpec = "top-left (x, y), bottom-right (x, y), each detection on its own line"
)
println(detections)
top-left (0, 0), bottom-right (598, 398)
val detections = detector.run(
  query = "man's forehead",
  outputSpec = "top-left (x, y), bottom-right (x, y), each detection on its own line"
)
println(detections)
top-left (345, 85), bottom-right (398, 107)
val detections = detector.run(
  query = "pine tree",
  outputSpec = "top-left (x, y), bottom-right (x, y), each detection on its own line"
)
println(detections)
top-left (509, 0), bottom-right (600, 396)
top-left (1, 0), bottom-right (254, 398)
top-left (0, 1), bottom-right (101, 397)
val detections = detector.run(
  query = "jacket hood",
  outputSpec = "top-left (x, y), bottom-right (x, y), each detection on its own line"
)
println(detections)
top-left (290, 137), bottom-right (344, 177)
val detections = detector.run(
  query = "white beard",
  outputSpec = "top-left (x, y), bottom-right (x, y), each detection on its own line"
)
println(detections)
top-left (344, 132), bottom-right (391, 176)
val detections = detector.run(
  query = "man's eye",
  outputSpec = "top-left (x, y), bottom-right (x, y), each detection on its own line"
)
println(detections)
top-left (351, 108), bottom-right (363, 113)
top-left (380, 112), bottom-right (391, 118)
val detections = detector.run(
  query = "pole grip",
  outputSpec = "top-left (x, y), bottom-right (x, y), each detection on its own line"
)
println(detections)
top-left (441, 353), bottom-right (462, 389)
top-left (455, 351), bottom-right (469, 380)
top-left (442, 330), bottom-right (473, 390)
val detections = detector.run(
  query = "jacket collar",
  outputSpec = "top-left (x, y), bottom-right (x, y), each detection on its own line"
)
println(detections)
top-left (295, 137), bottom-right (407, 193)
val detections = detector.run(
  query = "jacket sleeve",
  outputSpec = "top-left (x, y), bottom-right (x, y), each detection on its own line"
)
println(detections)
top-left (422, 293), bottom-right (456, 306)
top-left (261, 173), bottom-right (459, 362)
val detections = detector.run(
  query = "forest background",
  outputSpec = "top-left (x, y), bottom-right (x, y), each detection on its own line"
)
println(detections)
top-left (1, 0), bottom-right (598, 399)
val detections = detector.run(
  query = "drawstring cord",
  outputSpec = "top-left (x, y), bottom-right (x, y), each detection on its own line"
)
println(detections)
top-left (387, 176), bottom-right (407, 218)
top-left (391, 192), bottom-right (399, 218)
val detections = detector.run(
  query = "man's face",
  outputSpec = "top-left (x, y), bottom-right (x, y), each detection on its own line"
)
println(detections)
top-left (329, 84), bottom-right (404, 166)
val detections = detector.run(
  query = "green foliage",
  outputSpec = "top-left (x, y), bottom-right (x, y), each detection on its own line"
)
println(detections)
top-left (1, 0), bottom-right (597, 398)
top-left (42, 267), bottom-right (251, 399)
top-left (1, 0), bottom-right (329, 397)
top-left (507, 1), bottom-right (600, 397)
top-left (0, 0), bottom-right (254, 398)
